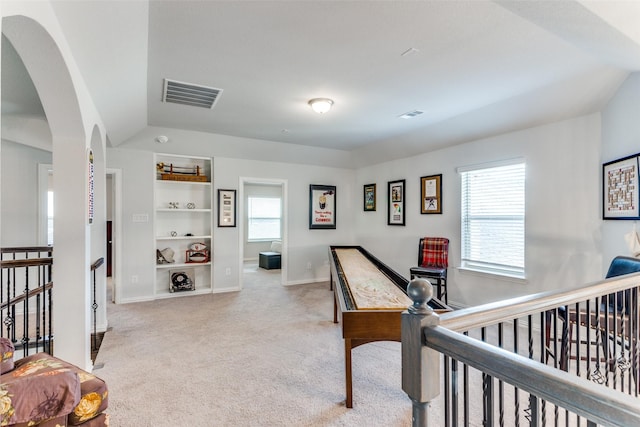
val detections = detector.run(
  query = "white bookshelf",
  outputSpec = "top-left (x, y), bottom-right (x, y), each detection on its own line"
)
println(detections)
top-left (154, 153), bottom-right (213, 298)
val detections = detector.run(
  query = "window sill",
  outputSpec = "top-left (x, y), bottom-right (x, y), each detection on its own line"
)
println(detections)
top-left (456, 266), bottom-right (528, 285)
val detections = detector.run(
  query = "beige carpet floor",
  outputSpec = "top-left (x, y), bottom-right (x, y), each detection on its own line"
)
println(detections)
top-left (94, 263), bottom-right (420, 426)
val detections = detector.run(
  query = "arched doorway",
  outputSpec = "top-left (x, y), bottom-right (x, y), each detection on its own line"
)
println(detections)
top-left (2, 12), bottom-right (107, 370)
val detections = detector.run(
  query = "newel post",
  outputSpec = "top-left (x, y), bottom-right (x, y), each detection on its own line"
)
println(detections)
top-left (402, 278), bottom-right (441, 427)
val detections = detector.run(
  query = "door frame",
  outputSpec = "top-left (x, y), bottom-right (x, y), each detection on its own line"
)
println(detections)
top-left (106, 168), bottom-right (123, 303)
top-left (238, 177), bottom-right (287, 288)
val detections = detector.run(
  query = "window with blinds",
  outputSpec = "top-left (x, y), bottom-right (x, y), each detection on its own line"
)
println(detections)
top-left (247, 197), bottom-right (282, 241)
top-left (460, 160), bottom-right (525, 278)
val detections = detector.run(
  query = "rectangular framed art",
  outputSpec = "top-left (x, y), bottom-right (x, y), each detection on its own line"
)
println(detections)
top-left (218, 189), bottom-right (237, 227)
top-left (309, 184), bottom-right (336, 229)
top-left (363, 183), bottom-right (376, 211)
top-left (603, 153), bottom-right (640, 220)
top-left (388, 179), bottom-right (405, 226)
top-left (420, 174), bottom-right (442, 214)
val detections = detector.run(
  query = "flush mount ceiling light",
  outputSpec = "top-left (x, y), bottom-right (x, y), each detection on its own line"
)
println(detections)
top-left (308, 98), bottom-right (334, 114)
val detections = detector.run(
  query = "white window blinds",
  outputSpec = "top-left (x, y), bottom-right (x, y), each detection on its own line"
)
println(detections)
top-left (460, 161), bottom-right (525, 278)
top-left (247, 197), bottom-right (281, 241)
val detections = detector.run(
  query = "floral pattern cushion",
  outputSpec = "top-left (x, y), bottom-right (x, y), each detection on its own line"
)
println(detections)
top-left (1, 353), bottom-right (80, 426)
top-left (67, 371), bottom-right (108, 426)
top-left (1, 351), bottom-right (108, 426)
top-left (0, 338), bottom-right (14, 374)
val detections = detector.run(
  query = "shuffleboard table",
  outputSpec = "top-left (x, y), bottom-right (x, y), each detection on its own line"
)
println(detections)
top-left (329, 245), bottom-right (449, 408)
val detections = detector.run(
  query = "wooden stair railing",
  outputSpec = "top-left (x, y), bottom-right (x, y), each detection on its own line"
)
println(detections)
top-left (1, 246), bottom-right (54, 357)
top-left (91, 257), bottom-right (105, 361)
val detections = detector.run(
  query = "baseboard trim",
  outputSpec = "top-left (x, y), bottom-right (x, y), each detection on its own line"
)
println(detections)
top-left (213, 286), bottom-right (241, 293)
top-left (117, 296), bottom-right (156, 304)
top-left (285, 277), bottom-right (329, 286)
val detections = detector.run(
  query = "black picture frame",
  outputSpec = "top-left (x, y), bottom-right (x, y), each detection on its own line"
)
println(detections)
top-left (363, 183), bottom-right (376, 211)
top-left (387, 179), bottom-right (405, 226)
top-left (217, 189), bottom-right (237, 227)
top-left (309, 184), bottom-right (336, 229)
top-left (420, 174), bottom-right (442, 214)
top-left (603, 153), bottom-right (640, 220)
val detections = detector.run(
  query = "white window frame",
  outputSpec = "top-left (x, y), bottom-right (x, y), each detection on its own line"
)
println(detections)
top-left (38, 163), bottom-right (53, 246)
top-left (458, 158), bottom-right (525, 280)
top-left (247, 196), bottom-right (282, 242)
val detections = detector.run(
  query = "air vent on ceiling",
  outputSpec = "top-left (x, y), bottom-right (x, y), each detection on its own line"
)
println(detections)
top-left (399, 110), bottom-right (424, 119)
top-left (162, 79), bottom-right (223, 109)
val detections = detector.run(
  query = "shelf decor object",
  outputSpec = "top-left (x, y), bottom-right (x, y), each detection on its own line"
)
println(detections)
top-left (309, 184), bottom-right (336, 229)
top-left (420, 174), bottom-right (442, 214)
top-left (169, 269), bottom-right (196, 292)
top-left (157, 162), bottom-right (209, 182)
top-left (603, 153), bottom-right (640, 220)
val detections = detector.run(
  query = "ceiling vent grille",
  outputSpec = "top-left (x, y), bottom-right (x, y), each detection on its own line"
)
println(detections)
top-left (162, 79), bottom-right (223, 109)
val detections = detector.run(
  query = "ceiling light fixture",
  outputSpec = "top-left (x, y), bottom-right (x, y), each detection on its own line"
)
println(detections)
top-left (308, 98), bottom-right (334, 114)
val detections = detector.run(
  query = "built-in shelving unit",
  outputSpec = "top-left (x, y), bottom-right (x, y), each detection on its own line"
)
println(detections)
top-left (154, 153), bottom-right (213, 298)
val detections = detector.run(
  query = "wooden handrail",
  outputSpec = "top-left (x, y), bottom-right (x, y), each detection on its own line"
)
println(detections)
top-left (91, 257), bottom-right (104, 271)
top-left (1, 246), bottom-right (53, 254)
top-left (0, 258), bottom-right (53, 268)
top-left (0, 281), bottom-right (53, 311)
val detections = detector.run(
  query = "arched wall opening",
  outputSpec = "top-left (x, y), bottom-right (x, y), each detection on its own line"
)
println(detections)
top-left (2, 12), bottom-right (105, 370)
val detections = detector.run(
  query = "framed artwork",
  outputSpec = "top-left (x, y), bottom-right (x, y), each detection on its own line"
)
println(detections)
top-left (420, 174), bottom-right (442, 214)
top-left (363, 183), bottom-right (376, 211)
top-left (603, 154), bottom-right (640, 219)
top-left (309, 184), bottom-right (336, 229)
top-left (387, 179), bottom-right (405, 226)
top-left (218, 189), bottom-right (237, 227)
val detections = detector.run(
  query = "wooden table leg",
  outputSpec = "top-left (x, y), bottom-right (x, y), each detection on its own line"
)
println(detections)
top-left (345, 338), bottom-right (353, 408)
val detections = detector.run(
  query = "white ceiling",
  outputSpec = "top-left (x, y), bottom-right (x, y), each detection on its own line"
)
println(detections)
top-left (3, 1), bottom-right (640, 166)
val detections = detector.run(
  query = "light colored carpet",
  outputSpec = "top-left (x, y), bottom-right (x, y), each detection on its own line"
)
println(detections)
top-left (94, 263), bottom-right (420, 426)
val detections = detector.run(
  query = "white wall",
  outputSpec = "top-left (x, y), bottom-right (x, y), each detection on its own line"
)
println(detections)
top-left (0, 140), bottom-right (51, 246)
top-left (601, 72), bottom-right (640, 268)
top-left (12, 108), bottom-right (623, 309)
top-left (214, 157), bottom-right (355, 290)
top-left (106, 147), bottom-right (155, 301)
top-left (107, 147), bottom-right (355, 301)
top-left (355, 114), bottom-right (603, 307)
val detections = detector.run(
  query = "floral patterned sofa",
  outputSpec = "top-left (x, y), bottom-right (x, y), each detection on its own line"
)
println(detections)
top-left (0, 337), bottom-right (108, 426)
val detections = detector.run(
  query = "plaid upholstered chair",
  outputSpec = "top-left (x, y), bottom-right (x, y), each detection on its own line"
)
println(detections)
top-left (410, 237), bottom-right (449, 304)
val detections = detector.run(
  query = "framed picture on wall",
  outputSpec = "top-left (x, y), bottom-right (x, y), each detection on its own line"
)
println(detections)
top-left (387, 179), bottom-right (405, 226)
top-left (363, 183), bottom-right (376, 211)
top-left (603, 154), bottom-right (640, 219)
top-left (218, 189), bottom-right (237, 227)
top-left (420, 174), bottom-right (442, 214)
top-left (309, 184), bottom-right (336, 229)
